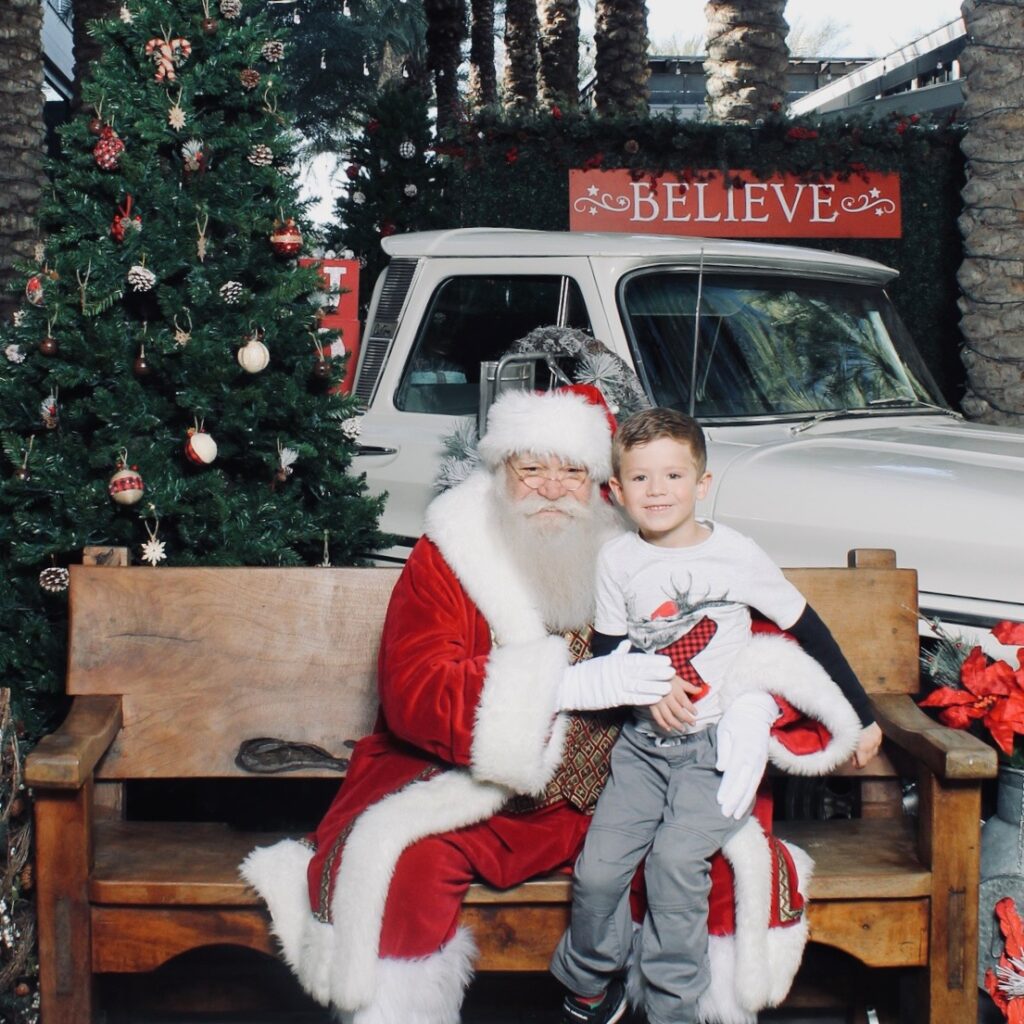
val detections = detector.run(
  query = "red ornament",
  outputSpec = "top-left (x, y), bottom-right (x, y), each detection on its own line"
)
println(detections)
top-left (505, 146), bottom-right (519, 165)
top-left (88, 116), bottom-right (103, 135)
top-left (93, 126), bottom-right (125, 171)
top-left (25, 275), bottom-right (45, 306)
top-left (39, 335), bottom-right (58, 357)
top-left (366, 119), bottom-right (381, 134)
top-left (379, 221), bottom-right (396, 238)
top-left (111, 195), bottom-right (142, 242)
top-left (344, 163), bottom-right (361, 180)
top-left (269, 217), bottom-right (303, 257)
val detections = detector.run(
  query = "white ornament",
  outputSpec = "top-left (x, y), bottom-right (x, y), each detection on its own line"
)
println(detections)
top-left (403, 183), bottom-right (418, 197)
top-left (12, 310), bottom-right (25, 327)
top-left (398, 139), bottom-right (416, 159)
top-left (140, 516), bottom-right (167, 566)
top-left (140, 536), bottom-right (167, 566)
top-left (186, 428), bottom-right (218, 464)
top-left (237, 336), bottom-right (270, 373)
top-left (352, 191), bottom-right (366, 206)
top-left (127, 265), bottom-right (156, 292)
top-left (4, 344), bottom-right (25, 364)
top-left (120, 4), bottom-right (133, 22)
top-left (340, 416), bottom-right (361, 441)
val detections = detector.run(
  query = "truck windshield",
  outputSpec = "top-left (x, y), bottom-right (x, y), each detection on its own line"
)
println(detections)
top-left (621, 270), bottom-right (944, 420)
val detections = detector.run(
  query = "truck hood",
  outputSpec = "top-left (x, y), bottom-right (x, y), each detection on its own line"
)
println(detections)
top-left (710, 417), bottom-right (1024, 608)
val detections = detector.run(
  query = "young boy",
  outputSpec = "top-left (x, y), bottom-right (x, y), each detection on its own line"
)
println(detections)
top-left (550, 407), bottom-right (881, 1024)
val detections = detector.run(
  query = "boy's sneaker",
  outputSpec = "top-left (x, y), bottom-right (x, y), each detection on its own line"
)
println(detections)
top-left (560, 978), bottom-right (628, 1024)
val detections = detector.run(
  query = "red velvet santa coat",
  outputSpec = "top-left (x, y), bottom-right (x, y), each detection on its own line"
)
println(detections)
top-left (242, 470), bottom-right (861, 1024)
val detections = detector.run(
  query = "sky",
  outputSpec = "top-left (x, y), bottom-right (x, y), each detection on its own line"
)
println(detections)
top-left (642, 0), bottom-right (966, 57)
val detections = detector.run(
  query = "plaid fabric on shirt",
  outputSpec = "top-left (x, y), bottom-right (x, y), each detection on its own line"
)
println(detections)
top-left (657, 615), bottom-right (717, 701)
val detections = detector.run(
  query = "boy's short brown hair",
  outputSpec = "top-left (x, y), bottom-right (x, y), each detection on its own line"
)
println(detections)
top-left (612, 407), bottom-right (707, 477)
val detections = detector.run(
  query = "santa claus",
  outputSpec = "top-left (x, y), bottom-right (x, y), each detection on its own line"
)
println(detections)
top-left (242, 385), bottom-right (860, 1024)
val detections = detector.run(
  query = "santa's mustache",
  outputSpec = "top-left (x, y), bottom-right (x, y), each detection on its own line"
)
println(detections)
top-left (514, 493), bottom-right (590, 519)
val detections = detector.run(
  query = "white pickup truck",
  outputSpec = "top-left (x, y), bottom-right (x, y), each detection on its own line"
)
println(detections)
top-left (349, 228), bottom-right (1024, 642)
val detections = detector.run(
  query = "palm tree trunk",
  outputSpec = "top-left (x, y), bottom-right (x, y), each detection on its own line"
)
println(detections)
top-left (704, 0), bottom-right (788, 123)
top-left (468, 0), bottom-right (497, 108)
top-left (957, 0), bottom-right (1024, 425)
top-left (424, 0), bottom-right (467, 133)
top-left (538, 0), bottom-right (580, 111)
top-left (503, 0), bottom-right (538, 112)
top-left (73, 0), bottom-right (119, 108)
top-left (0, 0), bottom-right (45, 320)
top-left (593, 0), bottom-right (649, 117)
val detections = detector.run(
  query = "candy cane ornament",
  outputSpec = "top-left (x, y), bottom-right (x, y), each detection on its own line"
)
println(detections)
top-left (144, 36), bottom-right (192, 83)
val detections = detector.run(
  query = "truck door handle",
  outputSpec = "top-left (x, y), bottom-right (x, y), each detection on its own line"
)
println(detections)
top-left (353, 444), bottom-right (399, 456)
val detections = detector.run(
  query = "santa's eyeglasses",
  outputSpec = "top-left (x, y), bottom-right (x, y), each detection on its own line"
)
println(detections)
top-left (506, 460), bottom-right (589, 491)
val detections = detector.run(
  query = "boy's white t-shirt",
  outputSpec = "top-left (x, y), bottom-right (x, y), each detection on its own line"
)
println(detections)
top-left (594, 521), bottom-right (806, 734)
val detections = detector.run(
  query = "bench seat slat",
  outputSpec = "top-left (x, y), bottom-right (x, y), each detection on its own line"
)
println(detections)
top-left (90, 818), bottom-right (930, 907)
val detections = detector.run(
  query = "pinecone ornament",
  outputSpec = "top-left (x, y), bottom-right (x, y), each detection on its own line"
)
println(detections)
top-left (127, 265), bottom-right (156, 292)
top-left (220, 280), bottom-right (243, 304)
top-left (240, 68), bottom-right (261, 91)
top-left (93, 126), bottom-right (125, 171)
top-left (248, 144), bottom-right (273, 166)
top-left (219, 0), bottom-right (241, 17)
top-left (39, 567), bottom-right (70, 594)
top-left (261, 40), bottom-right (284, 62)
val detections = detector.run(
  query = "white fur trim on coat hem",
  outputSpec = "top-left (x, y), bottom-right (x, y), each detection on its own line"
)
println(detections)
top-left (342, 928), bottom-right (477, 1024)
top-left (718, 634), bottom-right (861, 776)
top-left (329, 770), bottom-right (507, 1010)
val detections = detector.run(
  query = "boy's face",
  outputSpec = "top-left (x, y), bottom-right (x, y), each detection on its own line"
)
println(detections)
top-left (609, 436), bottom-right (711, 546)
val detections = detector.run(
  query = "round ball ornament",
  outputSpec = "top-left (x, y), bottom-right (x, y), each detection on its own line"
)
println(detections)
top-left (201, 16), bottom-right (218, 33)
top-left (25, 275), bottom-right (45, 306)
top-left (133, 346), bottom-right (152, 378)
top-left (270, 217), bottom-right (302, 257)
top-left (39, 335), bottom-right (58, 357)
top-left (88, 116), bottom-right (103, 135)
top-left (93, 126), bottom-right (125, 171)
top-left (312, 356), bottom-right (332, 380)
top-left (237, 333), bottom-right (270, 373)
top-left (398, 139), bottom-right (416, 159)
top-left (185, 427), bottom-right (218, 464)
top-left (109, 462), bottom-right (145, 505)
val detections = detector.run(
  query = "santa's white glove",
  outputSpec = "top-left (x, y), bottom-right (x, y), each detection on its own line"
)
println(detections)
top-left (559, 640), bottom-right (673, 712)
top-left (715, 691), bottom-right (778, 819)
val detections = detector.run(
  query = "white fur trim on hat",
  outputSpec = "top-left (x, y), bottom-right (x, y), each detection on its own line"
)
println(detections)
top-left (477, 389), bottom-right (613, 482)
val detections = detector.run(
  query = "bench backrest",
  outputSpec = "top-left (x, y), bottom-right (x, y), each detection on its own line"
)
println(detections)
top-left (67, 551), bottom-right (918, 779)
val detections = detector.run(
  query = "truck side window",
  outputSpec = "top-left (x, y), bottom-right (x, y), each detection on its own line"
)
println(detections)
top-left (395, 275), bottom-right (591, 415)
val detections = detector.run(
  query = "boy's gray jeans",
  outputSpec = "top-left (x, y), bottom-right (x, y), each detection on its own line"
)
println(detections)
top-left (550, 719), bottom-right (749, 1024)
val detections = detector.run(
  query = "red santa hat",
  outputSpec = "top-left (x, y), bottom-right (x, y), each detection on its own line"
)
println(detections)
top-left (477, 384), bottom-right (615, 482)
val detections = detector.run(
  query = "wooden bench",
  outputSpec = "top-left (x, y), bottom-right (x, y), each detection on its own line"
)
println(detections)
top-left (25, 550), bottom-right (997, 1023)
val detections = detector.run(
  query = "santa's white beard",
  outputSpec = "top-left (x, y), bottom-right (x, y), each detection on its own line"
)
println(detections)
top-left (490, 484), bottom-right (621, 633)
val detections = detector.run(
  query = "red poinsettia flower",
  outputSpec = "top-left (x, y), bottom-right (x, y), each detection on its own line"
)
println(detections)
top-left (986, 897), bottom-right (1024, 1022)
top-left (919, 646), bottom-right (1024, 755)
top-left (995, 621), bottom-right (1024, 647)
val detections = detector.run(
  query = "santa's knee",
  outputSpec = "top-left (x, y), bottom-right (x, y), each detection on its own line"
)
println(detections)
top-left (379, 834), bottom-right (474, 958)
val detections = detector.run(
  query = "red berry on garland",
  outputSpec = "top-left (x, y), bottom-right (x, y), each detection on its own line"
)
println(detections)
top-left (269, 217), bottom-right (302, 257)
top-left (93, 126), bottom-right (125, 171)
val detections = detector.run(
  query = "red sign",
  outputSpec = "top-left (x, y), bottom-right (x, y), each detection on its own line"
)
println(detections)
top-left (569, 169), bottom-right (901, 239)
top-left (300, 258), bottom-right (361, 394)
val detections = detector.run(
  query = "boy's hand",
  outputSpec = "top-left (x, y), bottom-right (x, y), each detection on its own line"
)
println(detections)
top-left (851, 722), bottom-right (883, 768)
top-left (649, 675), bottom-right (699, 733)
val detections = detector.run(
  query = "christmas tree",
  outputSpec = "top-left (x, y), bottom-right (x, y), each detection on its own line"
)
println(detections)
top-left (331, 83), bottom-right (448, 304)
top-left (0, 0), bottom-right (386, 739)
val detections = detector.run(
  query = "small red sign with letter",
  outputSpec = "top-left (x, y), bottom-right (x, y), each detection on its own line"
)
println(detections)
top-left (569, 169), bottom-right (901, 239)
top-left (300, 258), bottom-right (361, 394)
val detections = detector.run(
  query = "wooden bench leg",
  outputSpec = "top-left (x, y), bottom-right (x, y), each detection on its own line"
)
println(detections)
top-left (918, 771), bottom-right (981, 1024)
top-left (34, 784), bottom-right (95, 1024)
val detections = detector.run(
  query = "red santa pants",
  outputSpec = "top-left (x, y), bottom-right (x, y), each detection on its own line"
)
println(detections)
top-left (378, 802), bottom-right (592, 958)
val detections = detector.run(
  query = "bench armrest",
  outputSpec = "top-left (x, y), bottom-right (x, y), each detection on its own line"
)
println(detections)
top-left (25, 695), bottom-right (123, 790)
top-left (872, 692), bottom-right (997, 781)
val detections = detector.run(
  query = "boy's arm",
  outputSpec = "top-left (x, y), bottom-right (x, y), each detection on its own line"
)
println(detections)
top-left (591, 630), bottom-right (628, 657)
top-left (786, 603), bottom-right (882, 767)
